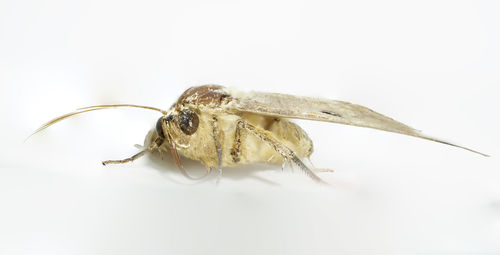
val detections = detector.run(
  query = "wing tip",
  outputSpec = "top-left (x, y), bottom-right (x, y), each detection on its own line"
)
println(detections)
top-left (418, 132), bottom-right (490, 157)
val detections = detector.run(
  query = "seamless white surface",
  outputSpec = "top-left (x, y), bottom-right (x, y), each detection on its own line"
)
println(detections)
top-left (1, 0), bottom-right (499, 254)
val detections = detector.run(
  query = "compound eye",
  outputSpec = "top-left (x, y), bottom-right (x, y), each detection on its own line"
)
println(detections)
top-left (178, 109), bottom-right (199, 135)
top-left (155, 116), bottom-right (165, 138)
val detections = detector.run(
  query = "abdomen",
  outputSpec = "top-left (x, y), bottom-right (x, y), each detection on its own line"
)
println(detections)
top-left (224, 113), bottom-right (314, 166)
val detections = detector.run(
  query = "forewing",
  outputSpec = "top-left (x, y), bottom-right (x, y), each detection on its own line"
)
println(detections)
top-left (228, 91), bottom-right (419, 135)
top-left (227, 90), bottom-right (488, 156)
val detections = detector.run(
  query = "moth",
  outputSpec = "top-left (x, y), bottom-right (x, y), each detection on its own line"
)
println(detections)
top-left (32, 85), bottom-right (488, 183)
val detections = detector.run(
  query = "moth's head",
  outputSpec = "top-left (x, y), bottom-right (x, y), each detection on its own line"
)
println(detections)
top-left (154, 108), bottom-right (199, 145)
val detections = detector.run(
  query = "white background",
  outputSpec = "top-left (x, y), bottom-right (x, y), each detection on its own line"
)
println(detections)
top-left (1, 0), bottom-right (499, 254)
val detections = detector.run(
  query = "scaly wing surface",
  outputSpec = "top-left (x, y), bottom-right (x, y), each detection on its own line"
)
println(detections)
top-left (227, 90), bottom-right (488, 156)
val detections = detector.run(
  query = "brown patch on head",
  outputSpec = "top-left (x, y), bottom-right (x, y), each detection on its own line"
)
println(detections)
top-left (177, 85), bottom-right (231, 108)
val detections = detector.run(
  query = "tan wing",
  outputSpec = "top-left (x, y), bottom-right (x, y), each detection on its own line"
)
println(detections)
top-left (227, 90), bottom-right (488, 156)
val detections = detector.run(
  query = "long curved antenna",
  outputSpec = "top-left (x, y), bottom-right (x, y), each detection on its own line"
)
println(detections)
top-left (78, 104), bottom-right (168, 115)
top-left (26, 104), bottom-right (167, 141)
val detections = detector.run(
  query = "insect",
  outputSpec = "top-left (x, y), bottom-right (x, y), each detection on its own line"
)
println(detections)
top-left (32, 85), bottom-right (488, 183)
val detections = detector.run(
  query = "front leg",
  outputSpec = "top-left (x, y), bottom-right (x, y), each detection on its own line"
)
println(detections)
top-left (211, 116), bottom-right (223, 179)
top-left (237, 119), bottom-right (324, 183)
top-left (102, 137), bottom-right (162, 165)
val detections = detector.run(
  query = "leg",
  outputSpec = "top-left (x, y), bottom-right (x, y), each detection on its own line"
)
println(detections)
top-left (211, 116), bottom-right (224, 184)
top-left (211, 116), bottom-right (223, 170)
top-left (102, 150), bottom-right (148, 165)
top-left (102, 137), bottom-right (161, 165)
top-left (230, 119), bottom-right (245, 163)
top-left (238, 119), bottom-right (325, 183)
